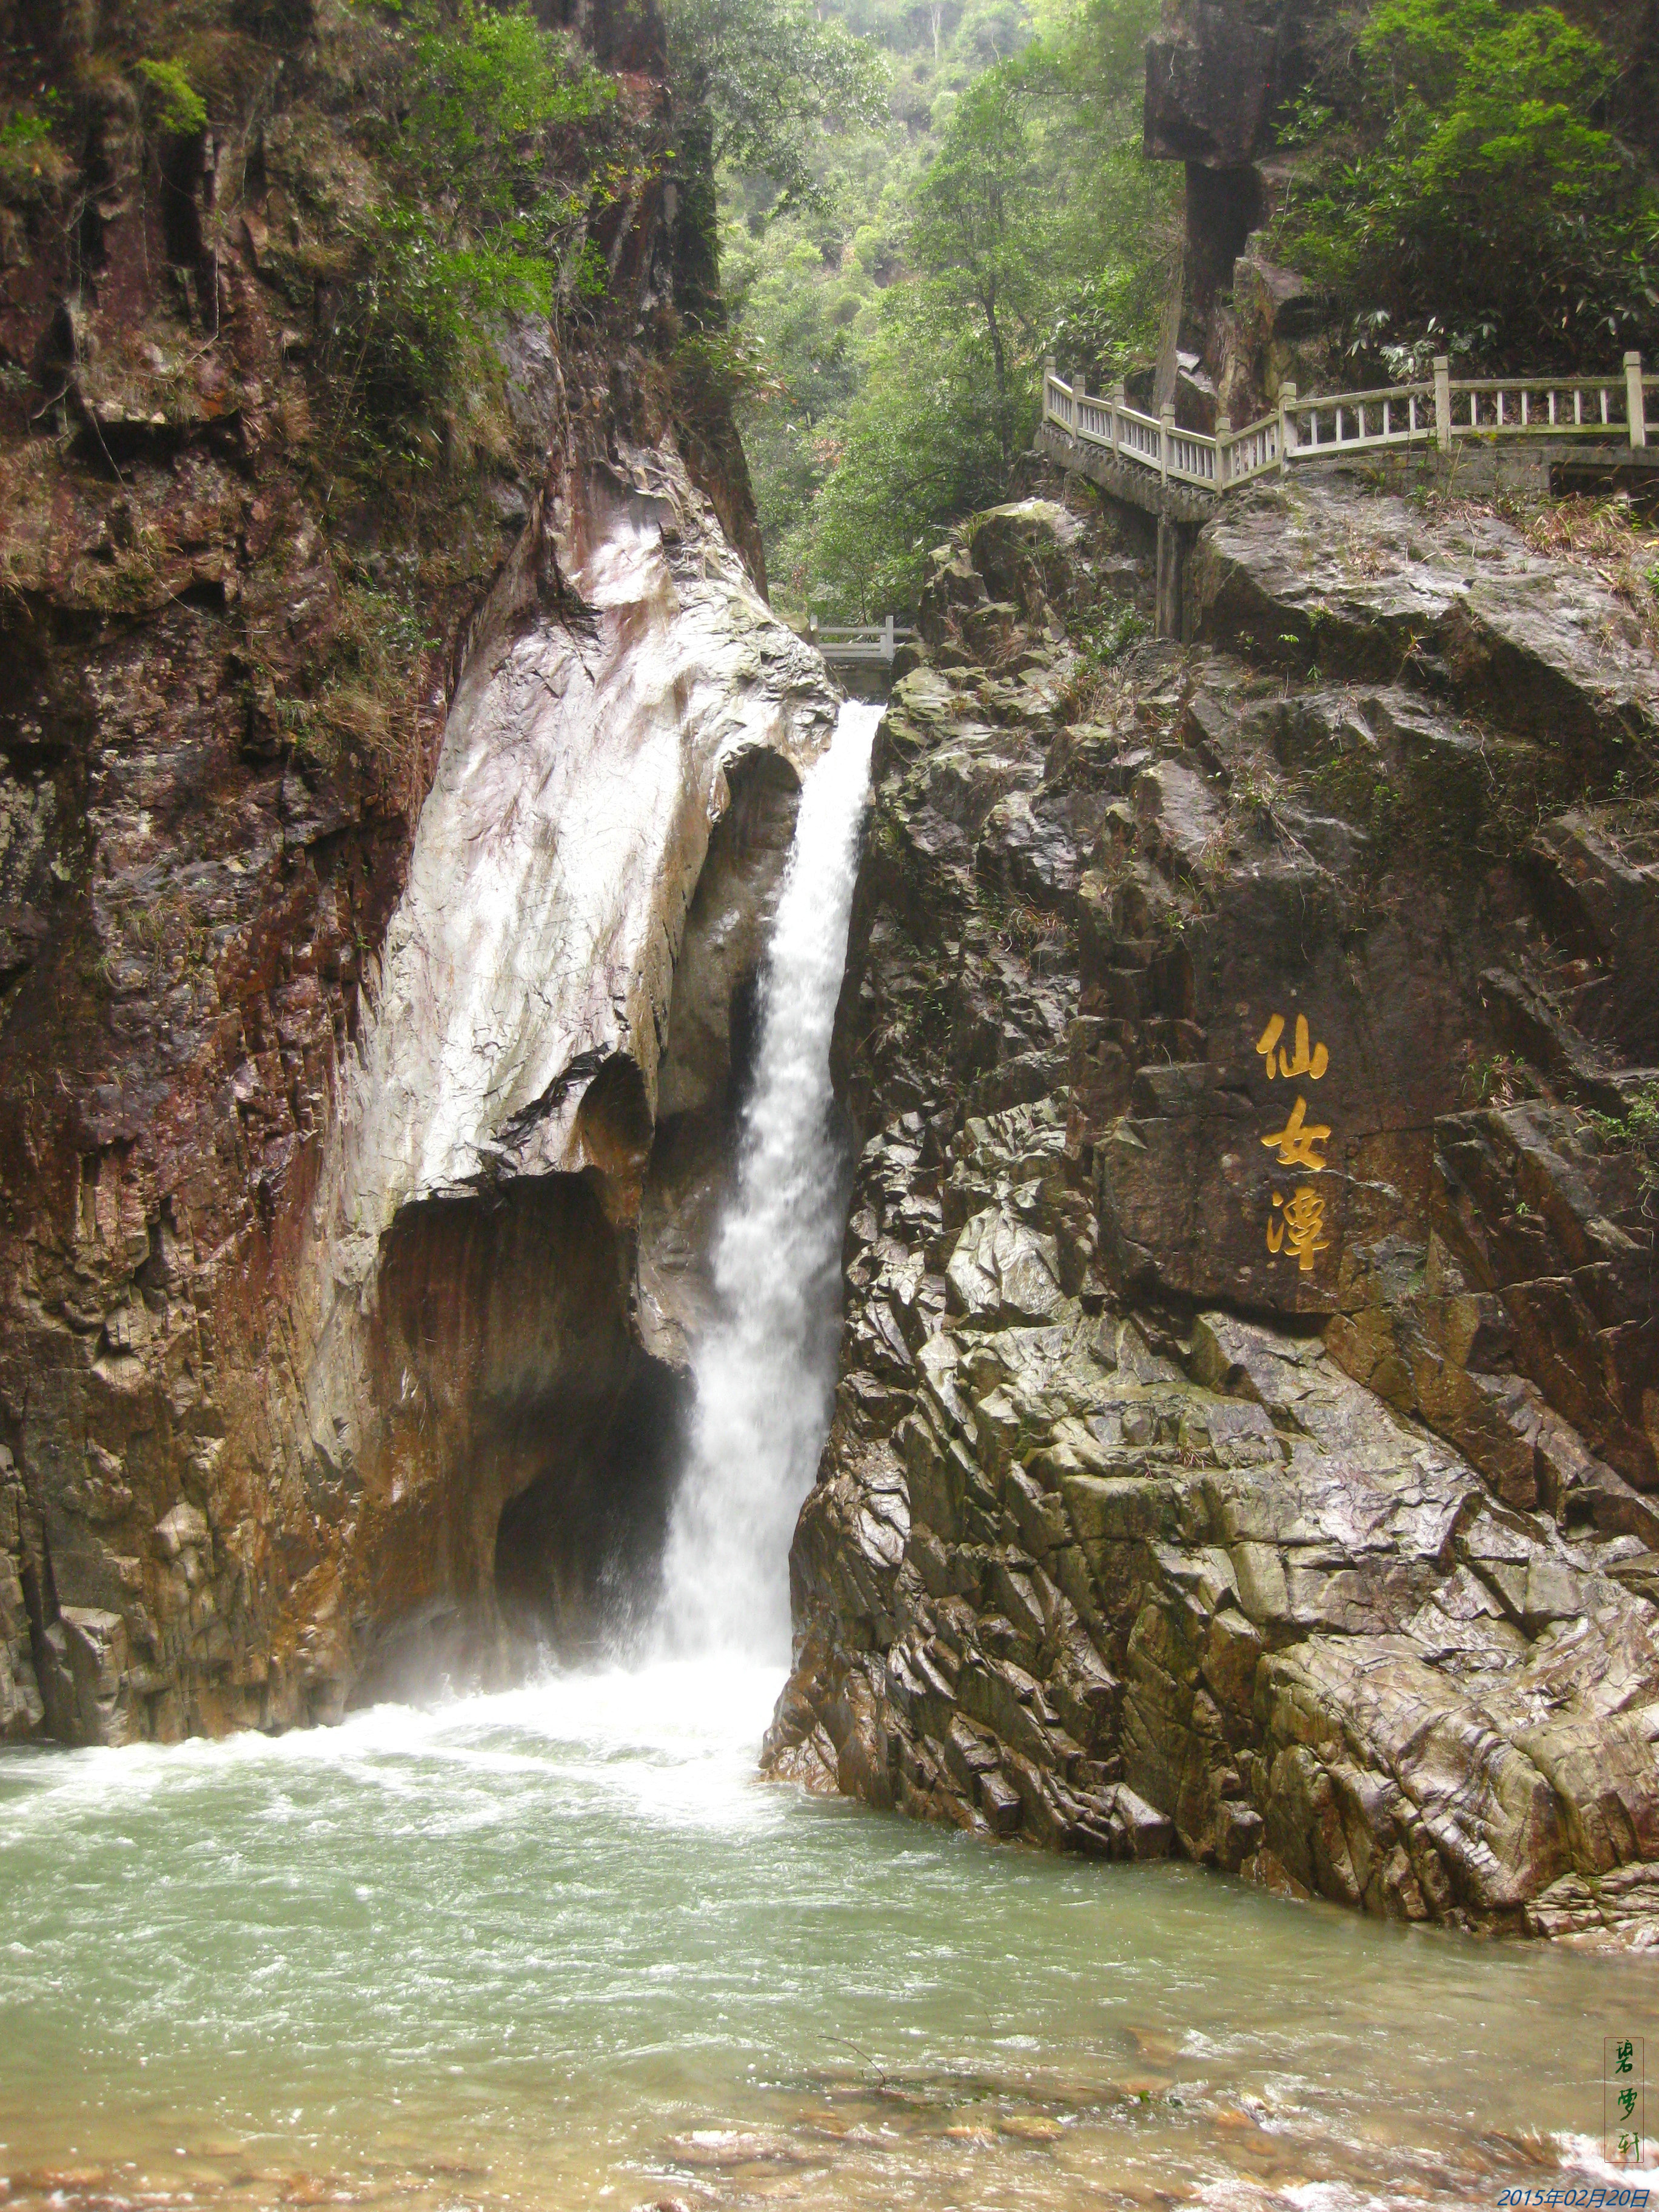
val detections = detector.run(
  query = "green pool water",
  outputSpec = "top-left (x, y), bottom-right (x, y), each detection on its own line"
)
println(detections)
top-left (1, 1660), bottom-right (1654, 2210)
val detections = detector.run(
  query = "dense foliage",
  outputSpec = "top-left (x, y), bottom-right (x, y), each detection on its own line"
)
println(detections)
top-left (1275, 0), bottom-right (1659, 373)
top-left (665, 0), bottom-right (890, 216)
top-left (718, 0), bottom-right (1171, 618)
top-left (1, 0), bottom-right (634, 461)
top-left (327, 1), bottom-right (620, 441)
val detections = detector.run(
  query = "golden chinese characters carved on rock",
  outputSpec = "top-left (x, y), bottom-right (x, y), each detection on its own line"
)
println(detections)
top-left (1256, 1012), bottom-right (1329, 1083)
top-left (1254, 1011), bottom-right (1335, 1275)
top-left (1261, 1094), bottom-right (1331, 1173)
top-left (1267, 1185), bottom-right (1330, 1272)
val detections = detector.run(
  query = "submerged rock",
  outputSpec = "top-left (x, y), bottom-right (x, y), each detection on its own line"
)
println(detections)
top-left (765, 475), bottom-right (1659, 1942)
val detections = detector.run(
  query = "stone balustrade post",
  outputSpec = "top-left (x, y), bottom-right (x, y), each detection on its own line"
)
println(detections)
top-left (1112, 381), bottom-right (1125, 459)
top-left (1216, 412), bottom-right (1232, 491)
top-left (1042, 354), bottom-right (1055, 427)
top-left (1626, 352), bottom-right (1647, 447)
top-left (1160, 406), bottom-right (1174, 485)
top-left (1278, 381), bottom-right (1298, 474)
top-left (1433, 355), bottom-right (1452, 452)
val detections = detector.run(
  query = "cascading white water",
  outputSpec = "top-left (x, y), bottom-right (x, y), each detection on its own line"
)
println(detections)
top-left (655, 698), bottom-right (882, 1660)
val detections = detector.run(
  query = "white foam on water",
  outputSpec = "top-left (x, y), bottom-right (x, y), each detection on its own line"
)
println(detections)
top-left (654, 697), bottom-right (882, 1661)
top-left (0, 1659), bottom-right (788, 1842)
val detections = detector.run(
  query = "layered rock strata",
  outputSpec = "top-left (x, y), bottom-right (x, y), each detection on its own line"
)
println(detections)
top-left (763, 485), bottom-right (1659, 1942)
top-left (0, 0), bottom-right (834, 1741)
top-left (0, 420), bottom-right (835, 1746)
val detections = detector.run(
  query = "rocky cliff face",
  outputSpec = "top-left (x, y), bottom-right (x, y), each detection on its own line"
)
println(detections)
top-left (1142, 0), bottom-right (1318, 423)
top-left (0, 0), bottom-right (836, 1744)
top-left (1144, 0), bottom-right (1659, 427)
top-left (763, 479), bottom-right (1659, 1943)
top-left (300, 444), bottom-right (835, 1706)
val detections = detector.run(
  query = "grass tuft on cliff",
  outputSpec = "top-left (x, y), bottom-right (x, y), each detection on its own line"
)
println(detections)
top-left (320, 0), bottom-right (622, 450)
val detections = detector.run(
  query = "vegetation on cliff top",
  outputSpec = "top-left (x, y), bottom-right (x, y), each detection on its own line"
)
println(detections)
top-left (326, 2), bottom-right (625, 444)
top-left (1275, 0), bottom-right (1659, 374)
top-left (0, 0), bottom-right (668, 813)
top-left (7, 0), bottom-right (1655, 634)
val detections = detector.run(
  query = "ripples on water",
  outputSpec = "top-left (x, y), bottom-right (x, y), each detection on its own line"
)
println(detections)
top-left (1, 1660), bottom-right (1654, 2211)
top-left (2, 723), bottom-right (1653, 2208)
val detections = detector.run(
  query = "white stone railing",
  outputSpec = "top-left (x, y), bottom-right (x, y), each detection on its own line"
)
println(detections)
top-left (808, 614), bottom-right (918, 667)
top-left (1041, 351), bottom-right (1654, 497)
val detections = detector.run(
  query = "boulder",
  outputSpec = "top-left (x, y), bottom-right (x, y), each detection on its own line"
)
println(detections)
top-left (1192, 483), bottom-right (1659, 754)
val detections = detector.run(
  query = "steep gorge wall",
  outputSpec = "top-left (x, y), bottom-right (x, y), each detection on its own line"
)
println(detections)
top-left (300, 443), bottom-right (836, 1703)
top-left (0, 0), bottom-right (836, 1743)
top-left (764, 480), bottom-right (1659, 1943)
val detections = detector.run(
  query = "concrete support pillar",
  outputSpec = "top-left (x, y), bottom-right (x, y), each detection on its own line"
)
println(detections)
top-left (1155, 515), bottom-right (1186, 640)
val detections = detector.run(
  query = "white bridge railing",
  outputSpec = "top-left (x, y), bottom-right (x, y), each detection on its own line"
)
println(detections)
top-left (808, 614), bottom-right (917, 667)
top-left (1042, 350), bottom-right (1654, 498)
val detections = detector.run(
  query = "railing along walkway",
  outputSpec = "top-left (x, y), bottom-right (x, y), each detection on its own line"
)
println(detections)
top-left (809, 614), bottom-right (918, 668)
top-left (1042, 350), bottom-right (1655, 500)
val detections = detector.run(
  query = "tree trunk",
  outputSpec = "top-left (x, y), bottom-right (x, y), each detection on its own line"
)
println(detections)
top-left (982, 286), bottom-right (1010, 470)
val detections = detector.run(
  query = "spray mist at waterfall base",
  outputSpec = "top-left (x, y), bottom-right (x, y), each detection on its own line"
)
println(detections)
top-left (0, 694), bottom-right (1644, 2211)
top-left (652, 697), bottom-right (882, 1663)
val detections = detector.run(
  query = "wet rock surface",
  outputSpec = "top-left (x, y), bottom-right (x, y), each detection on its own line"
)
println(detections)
top-left (765, 480), bottom-right (1659, 1941)
top-left (303, 443), bottom-right (837, 1681)
top-left (0, 3), bottom-right (825, 1738)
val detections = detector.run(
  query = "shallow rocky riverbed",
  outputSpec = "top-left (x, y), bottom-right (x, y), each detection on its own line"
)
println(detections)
top-left (2, 1662), bottom-right (1655, 2211)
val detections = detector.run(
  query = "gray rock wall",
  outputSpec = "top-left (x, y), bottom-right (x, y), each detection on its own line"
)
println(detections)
top-left (764, 480), bottom-right (1659, 1945)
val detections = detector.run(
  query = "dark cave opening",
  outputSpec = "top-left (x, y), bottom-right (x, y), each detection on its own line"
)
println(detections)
top-left (726, 965), bottom-right (763, 1131)
top-left (1184, 161), bottom-right (1264, 328)
top-left (364, 1174), bottom-right (693, 1676)
top-left (491, 1357), bottom-right (689, 1652)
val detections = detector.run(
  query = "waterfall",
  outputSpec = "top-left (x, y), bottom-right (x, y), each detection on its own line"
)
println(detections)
top-left (655, 698), bottom-right (882, 1660)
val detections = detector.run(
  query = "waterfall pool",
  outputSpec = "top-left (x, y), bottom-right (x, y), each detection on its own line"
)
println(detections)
top-left (1, 1659), bottom-right (1652, 2211)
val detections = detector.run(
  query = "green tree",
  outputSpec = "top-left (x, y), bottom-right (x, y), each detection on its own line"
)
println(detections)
top-left (665, 0), bottom-right (890, 217)
top-left (1277, 0), bottom-right (1659, 368)
top-left (722, 231), bottom-right (863, 556)
top-left (910, 64), bottom-right (1043, 464)
top-left (327, 1), bottom-right (618, 442)
top-left (783, 288), bottom-right (1011, 611)
top-left (717, 0), bottom-right (1170, 615)
top-left (1039, 0), bottom-right (1171, 380)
